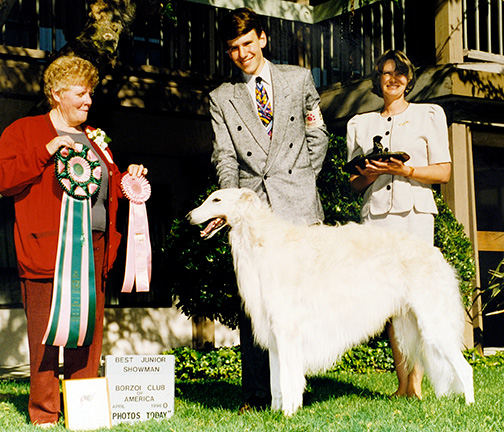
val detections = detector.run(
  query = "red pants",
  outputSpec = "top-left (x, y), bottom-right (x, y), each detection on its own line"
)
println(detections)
top-left (21, 232), bottom-right (106, 425)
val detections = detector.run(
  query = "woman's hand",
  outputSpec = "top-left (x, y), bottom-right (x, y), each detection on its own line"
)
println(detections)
top-left (350, 157), bottom-right (410, 192)
top-left (127, 164), bottom-right (148, 177)
top-left (349, 159), bottom-right (381, 192)
top-left (363, 157), bottom-right (410, 177)
top-left (366, 158), bottom-right (451, 184)
top-left (45, 135), bottom-right (78, 156)
top-left (351, 158), bottom-right (451, 192)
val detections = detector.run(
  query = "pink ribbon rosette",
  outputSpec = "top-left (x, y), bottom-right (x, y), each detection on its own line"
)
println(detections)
top-left (121, 174), bottom-right (152, 292)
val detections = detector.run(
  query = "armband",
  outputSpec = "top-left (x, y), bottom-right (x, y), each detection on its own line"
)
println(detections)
top-left (305, 106), bottom-right (324, 129)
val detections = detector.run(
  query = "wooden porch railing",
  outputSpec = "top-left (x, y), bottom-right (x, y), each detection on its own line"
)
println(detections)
top-left (464, 0), bottom-right (504, 62)
top-left (1, 1), bottom-right (503, 85)
top-left (0, 0), bottom-right (411, 86)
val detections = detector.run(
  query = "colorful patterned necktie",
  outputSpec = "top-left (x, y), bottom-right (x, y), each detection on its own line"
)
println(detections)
top-left (255, 77), bottom-right (273, 137)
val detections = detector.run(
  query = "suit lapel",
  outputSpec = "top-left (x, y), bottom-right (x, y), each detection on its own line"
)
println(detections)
top-left (231, 82), bottom-right (271, 155)
top-left (266, 64), bottom-right (291, 171)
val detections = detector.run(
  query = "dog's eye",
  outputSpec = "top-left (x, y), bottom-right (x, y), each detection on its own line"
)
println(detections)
top-left (212, 198), bottom-right (221, 203)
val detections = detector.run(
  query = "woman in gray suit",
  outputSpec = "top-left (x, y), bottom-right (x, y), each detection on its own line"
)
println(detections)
top-left (210, 7), bottom-right (329, 411)
top-left (346, 50), bottom-right (452, 399)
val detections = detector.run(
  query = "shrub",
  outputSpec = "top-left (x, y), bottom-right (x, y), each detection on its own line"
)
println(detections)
top-left (328, 339), bottom-right (394, 373)
top-left (464, 348), bottom-right (504, 368)
top-left (164, 346), bottom-right (241, 381)
top-left (164, 345), bottom-right (504, 381)
top-left (163, 134), bottom-right (477, 327)
top-left (433, 192), bottom-right (477, 308)
top-left (162, 184), bottom-right (240, 329)
top-left (317, 134), bottom-right (362, 225)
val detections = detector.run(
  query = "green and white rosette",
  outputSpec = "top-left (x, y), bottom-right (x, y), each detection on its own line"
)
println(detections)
top-left (43, 143), bottom-right (102, 348)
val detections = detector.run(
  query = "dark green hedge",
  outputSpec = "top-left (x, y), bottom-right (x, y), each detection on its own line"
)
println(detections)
top-left (163, 134), bottom-right (476, 328)
top-left (164, 345), bottom-right (504, 381)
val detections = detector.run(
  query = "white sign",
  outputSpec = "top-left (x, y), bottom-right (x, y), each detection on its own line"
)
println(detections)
top-left (105, 355), bottom-right (175, 425)
top-left (63, 378), bottom-right (112, 430)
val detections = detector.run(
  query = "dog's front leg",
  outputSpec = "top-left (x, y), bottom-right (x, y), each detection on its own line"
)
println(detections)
top-left (268, 334), bottom-right (282, 411)
top-left (271, 329), bottom-right (305, 416)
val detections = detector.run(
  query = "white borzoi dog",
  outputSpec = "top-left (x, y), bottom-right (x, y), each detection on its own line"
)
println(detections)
top-left (188, 188), bottom-right (474, 415)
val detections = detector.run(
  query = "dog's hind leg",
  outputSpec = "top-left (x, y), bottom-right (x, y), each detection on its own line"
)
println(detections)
top-left (269, 329), bottom-right (305, 416)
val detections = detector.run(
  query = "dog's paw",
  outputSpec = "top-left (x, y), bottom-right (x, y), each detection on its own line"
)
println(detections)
top-left (281, 400), bottom-right (302, 417)
top-left (271, 395), bottom-right (282, 411)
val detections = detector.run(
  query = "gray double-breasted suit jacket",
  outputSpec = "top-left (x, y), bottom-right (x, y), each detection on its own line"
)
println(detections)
top-left (210, 62), bottom-right (329, 226)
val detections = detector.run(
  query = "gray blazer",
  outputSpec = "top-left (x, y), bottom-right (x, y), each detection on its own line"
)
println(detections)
top-left (210, 62), bottom-right (329, 225)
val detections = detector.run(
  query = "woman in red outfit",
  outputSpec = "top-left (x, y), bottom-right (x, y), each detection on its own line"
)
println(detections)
top-left (0, 56), bottom-right (147, 426)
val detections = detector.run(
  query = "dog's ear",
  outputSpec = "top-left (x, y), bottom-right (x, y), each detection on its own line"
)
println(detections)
top-left (239, 188), bottom-right (261, 208)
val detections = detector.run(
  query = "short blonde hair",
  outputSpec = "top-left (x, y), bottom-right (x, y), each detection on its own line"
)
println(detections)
top-left (43, 56), bottom-right (99, 107)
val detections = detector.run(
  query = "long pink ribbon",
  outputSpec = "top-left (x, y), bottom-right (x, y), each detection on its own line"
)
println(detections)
top-left (121, 201), bottom-right (152, 292)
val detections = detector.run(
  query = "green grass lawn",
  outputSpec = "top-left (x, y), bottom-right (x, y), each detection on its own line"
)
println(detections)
top-left (1, 366), bottom-right (503, 431)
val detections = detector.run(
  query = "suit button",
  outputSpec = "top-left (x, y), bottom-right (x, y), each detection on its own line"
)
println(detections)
top-left (386, 185), bottom-right (391, 190)
top-left (289, 143), bottom-right (293, 148)
top-left (247, 151), bottom-right (252, 156)
top-left (237, 126), bottom-right (242, 131)
top-left (290, 116), bottom-right (295, 121)
top-left (288, 169), bottom-right (292, 174)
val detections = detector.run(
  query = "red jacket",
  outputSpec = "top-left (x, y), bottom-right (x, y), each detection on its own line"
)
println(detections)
top-left (0, 113), bottom-right (124, 279)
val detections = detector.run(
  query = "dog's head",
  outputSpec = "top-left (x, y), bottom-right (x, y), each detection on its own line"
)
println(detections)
top-left (187, 188), bottom-right (261, 239)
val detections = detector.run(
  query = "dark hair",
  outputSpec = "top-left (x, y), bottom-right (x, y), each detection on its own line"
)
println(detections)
top-left (219, 7), bottom-right (264, 43)
top-left (371, 50), bottom-right (416, 98)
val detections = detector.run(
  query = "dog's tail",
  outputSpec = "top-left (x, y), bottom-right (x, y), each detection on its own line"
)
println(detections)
top-left (394, 290), bottom-right (474, 403)
top-left (391, 240), bottom-right (475, 404)
top-left (421, 341), bottom-right (474, 399)
top-left (393, 311), bottom-right (474, 403)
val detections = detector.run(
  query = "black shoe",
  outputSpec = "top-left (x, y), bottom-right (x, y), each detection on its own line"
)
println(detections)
top-left (238, 402), bottom-right (253, 414)
top-left (239, 395), bottom-right (270, 413)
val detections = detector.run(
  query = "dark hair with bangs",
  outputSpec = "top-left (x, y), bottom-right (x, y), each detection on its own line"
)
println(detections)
top-left (219, 7), bottom-right (264, 43)
top-left (371, 50), bottom-right (416, 98)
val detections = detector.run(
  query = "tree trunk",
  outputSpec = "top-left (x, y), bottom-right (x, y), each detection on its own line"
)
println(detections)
top-left (0, 0), bottom-right (17, 30)
top-left (56, 0), bottom-right (137, 73)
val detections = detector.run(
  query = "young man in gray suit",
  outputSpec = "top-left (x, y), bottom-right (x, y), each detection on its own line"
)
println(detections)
top-left (210, 7), bottom-right (329, 411)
